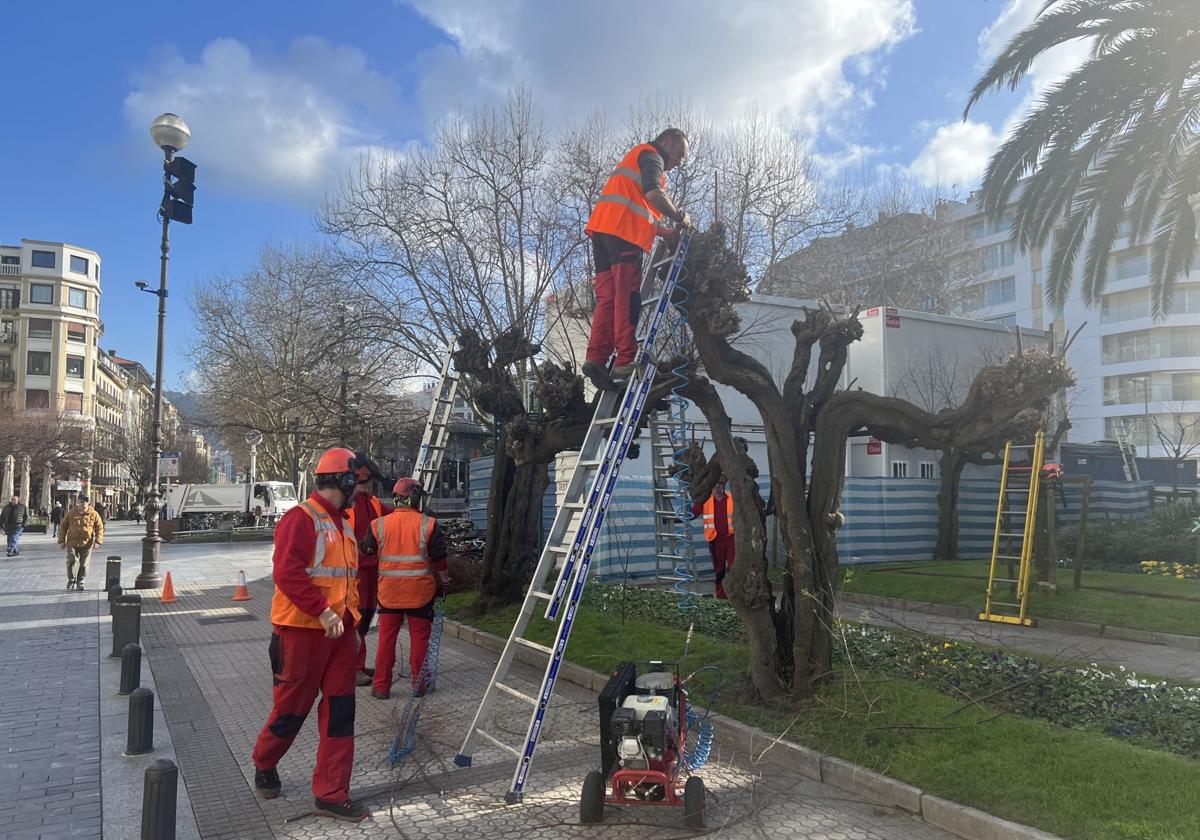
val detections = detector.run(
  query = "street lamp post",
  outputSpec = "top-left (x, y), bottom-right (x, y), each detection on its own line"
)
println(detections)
top-left (1141, 376), bottom-right (1151, 458)
top-left (136, 113), bottom-right (191, 589)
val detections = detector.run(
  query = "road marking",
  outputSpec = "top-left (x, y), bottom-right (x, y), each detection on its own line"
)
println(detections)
top-left (143, 607), bottom-right (252, 618)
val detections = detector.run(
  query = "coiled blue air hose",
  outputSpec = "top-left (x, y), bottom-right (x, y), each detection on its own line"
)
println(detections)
top-left (387, 600), bottom-right (445, 765)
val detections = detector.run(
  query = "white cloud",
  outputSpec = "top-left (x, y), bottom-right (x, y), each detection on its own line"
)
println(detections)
top-left (402, 0), bottom-right (917, 137)
top-left (906, 0), bottom-right (1093, 187)
top-left (124, 38), bottom-right (403, 201)
top-left (907, 120), bottom-right (1000, 188)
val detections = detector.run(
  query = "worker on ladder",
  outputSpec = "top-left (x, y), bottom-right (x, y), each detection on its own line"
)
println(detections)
top-left (251, 447), bottom-right (366, 823)
top-left (346, 452), bottom-right (393, 688)
top-left (692, 475), bottom-right (734, 599)
top-left (582, 128), bottom-right (691, 392)
top-left (370, 478), bottom-right (450, 699)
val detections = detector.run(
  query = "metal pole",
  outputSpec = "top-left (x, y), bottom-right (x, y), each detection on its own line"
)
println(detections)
top-left (137, 148), bottom-right (171, 589)
top-left (1143, 377), bottom-right (1150, 458)
top-left (289, 417), bottom-right (300, 490)
top-left (249, 444), bottom-right (257, 485)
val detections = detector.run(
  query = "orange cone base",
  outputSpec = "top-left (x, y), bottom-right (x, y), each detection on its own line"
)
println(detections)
top-left (232, 569), bottom-right (252, 601)
top-left (161, 572), bottom-right (177, 604)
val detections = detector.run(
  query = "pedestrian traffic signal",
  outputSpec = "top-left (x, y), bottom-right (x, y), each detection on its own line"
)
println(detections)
top-left (162, 156), bottom-right (196, 224)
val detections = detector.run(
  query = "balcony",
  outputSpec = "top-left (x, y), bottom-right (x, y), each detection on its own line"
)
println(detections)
top-left (1102, 343), bottom-right (1168, 364)
top-left (0, 369), bottom-right (13, 383)
top-left (0, 264), bottom-right (19, 277)
top-left (1101, 383), bottom-right (1197, 405)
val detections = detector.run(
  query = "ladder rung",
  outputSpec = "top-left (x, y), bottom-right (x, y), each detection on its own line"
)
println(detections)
top-left (529, 591), bottom-right (553, 601)
top-left (996, 554), bottom-right (1023, 560)
top-left (546, 544), bottom-right (570, 554)
top-left (495, 681), bottom-right (538, 706)
top-left (476, 729), bottom-right (523, 759)
top-left (991, 601), bottom-right (1022, 609)
top-left (998, 532), bottom-right (1025, 537)
top-left (594, 416), bottom-right (619, 426)
top-left (992, 578), bottom-right (1020, 584)
top-left (513, 637), bottom-right (553, 656)
top-left (563, 501), bottom-right (587, 511)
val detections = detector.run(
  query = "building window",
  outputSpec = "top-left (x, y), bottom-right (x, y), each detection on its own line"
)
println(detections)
top-left (1170, 327), bottom-right (1200, 358)
top-left (27, 350), bottom-right (51, 375)
top-left (69, 255), bottom-right (89, 275)
top-left (66, 354), bottom-right (84, 378)
top-left (29, 284), bottom-right (53, 304)
top-left (919, 462), bottom-right (937, 479)
top-left (61, 392), bottom-right (83, 413)
top-left (28, 318), bottom-right (52, 339)
top-left (0, 319), bottom-right (13, 343)
top-left (1112, 248), bottom-right (1149, 282)
top-left (0, 354), bottom-right (11, 379)
top-left (0, 255), bottom-right (18, 265)
top-left (986, 276), bottom-right (1016, 306)
top-left (68, 287), bottom-right (87, 309)
top-left (66, 322), bottom-right (85, 342)
top-left (30, 250), bottom-right (55, 269)
top-left (24, 389), bottom-right (49, 410)
top-left (891, 460), bottom-right (909, 478)
top-left (0, 287), bottom-right (17, 309)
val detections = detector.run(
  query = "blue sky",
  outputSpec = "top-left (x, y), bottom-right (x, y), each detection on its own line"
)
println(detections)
top-left (0, 0), bottom-right (1075, 392)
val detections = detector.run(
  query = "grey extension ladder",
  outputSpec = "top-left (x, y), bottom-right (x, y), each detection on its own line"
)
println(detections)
top-left (453, 228), bottom-right (693, 802)
top-left (414, 343), bottom-right (461, 492)
top-left (649, 413), bottom-right (698, 587)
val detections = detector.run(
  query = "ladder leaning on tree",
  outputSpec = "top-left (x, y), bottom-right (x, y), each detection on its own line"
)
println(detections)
top-left (453, 228), bottom-right (694, 803)
top-left (413, 343), bottom-right (460, 493)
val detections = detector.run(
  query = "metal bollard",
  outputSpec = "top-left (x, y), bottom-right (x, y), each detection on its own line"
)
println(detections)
top-left (108, 584), bottom-right (123, 617)
top-left (105, 556), bottom-right (122, 592)
top-left (112, 593), bottom-right (142, 658)
top-left (120, 643), bottom-right (142, 695)
top-left (141, 759), bottom-right (177, 840)
top-left (126, 687), bottom-right (154, 755)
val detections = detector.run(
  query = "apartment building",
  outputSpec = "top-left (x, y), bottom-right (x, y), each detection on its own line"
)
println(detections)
top-left (0, 239), bottom-right (103, 415)
top-left (951, 199), bottom-right (1200, 462)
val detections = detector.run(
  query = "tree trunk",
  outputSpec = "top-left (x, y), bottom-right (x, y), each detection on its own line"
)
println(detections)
top-left (476, 440), bottom-right (551, 611)
top-left (934, 449), bottom-right (966, 561)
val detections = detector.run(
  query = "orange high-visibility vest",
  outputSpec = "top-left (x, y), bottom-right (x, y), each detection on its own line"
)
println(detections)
top-left (270, 500), bottom-right (361, 629)
top-left (586, 143), bottom-right (667, 253)
top-left (701, 493), bottom-right (734, 543)
top-left (373, 507), bottom-right (437, 609)
top-left (346, 495), bottom-right (383, 533)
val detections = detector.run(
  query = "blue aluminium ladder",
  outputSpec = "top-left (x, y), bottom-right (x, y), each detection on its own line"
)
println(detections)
top-left (453, 229), bottom-right (693, 802)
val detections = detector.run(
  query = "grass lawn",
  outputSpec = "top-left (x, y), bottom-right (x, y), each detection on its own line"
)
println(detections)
top-left (840, 561), bottom-right (1200, 636)
top-left (444, 593), bottom-right (1200, 840)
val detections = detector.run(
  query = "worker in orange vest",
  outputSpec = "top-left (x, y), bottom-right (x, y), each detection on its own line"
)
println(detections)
top-left (370, 477), bottom-right (449, 699)
top-left (251, 447), bottom-right (366, 823)
top-left (345, 455), bottom-right (393, 687)
top-left (582, 128), bottom-right (691, 392)
top-left (691, 475), bottom-right (734, 599)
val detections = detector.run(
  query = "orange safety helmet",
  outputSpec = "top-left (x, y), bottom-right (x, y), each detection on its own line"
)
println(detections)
top-left (315, 447), bottom-right (357, 475)
top-left (393, 477), bottom-right (424, 499)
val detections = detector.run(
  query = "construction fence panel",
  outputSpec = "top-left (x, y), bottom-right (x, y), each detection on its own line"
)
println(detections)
top-left (466, 458), bottom-right (1154, 570)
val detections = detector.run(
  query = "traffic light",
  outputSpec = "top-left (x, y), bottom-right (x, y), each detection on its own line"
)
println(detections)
top-left (162, 156), bottom-right (196, 224)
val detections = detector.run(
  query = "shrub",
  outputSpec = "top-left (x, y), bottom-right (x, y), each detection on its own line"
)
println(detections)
top-left (1058, 501), bottom-right (1199, 569)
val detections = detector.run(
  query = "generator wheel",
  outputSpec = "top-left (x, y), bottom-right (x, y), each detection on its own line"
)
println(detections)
top-left (580, 771), bottom-right (606, 824)
top-left (683, 775), bottom-right (706, 829)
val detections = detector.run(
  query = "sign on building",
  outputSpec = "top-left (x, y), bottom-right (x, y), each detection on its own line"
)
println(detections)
top-left (159, 452), bottom-right (181, 477)
top-left (57, 479), bottom-right (83, 492)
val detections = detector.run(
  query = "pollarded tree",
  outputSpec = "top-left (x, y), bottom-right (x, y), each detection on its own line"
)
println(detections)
top-left (679, 227), bottom-right (1075, 699)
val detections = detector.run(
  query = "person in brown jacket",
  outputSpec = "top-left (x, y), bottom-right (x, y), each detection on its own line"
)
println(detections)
top-left (58, 495), bottom-right (105, 591)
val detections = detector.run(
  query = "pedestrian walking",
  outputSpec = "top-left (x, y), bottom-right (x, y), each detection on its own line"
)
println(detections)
top-left (58, 495), bottom-right (104, 590)
top-left (581, 127), bottom-right (691, 392)
top-left (692, 476), bottom-right (734, 599)
top-left (2, 494), bottom-right (29, 557)
top-left (251, 447), bottom-right (366, 822)
top-left (346, 453), bottom-right (392, 688)
top-left (133, 502), bottom-right (143, 524)
top-left (370, 478), bottom-right (448, 699)
top-left (50, 502), bottom-right (64, 538)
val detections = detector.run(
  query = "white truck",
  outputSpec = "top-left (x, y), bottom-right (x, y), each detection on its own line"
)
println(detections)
top-left (166, 481), bottom-right (299, 530)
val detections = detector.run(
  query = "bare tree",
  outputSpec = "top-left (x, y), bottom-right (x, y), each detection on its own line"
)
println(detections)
top-left (1152, 404), bottom-right (1200, 495)
top-left (760, 173), bottom-right (969, 312)
top-left (0, 407), bottom-right (94, 481)
top-left (187, 245), bottom-right (421, 481)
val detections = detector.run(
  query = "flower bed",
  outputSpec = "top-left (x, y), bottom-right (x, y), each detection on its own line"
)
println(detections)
top-left (1140, 560), bottom-right (1200, 580)
top-left (586, 583), bottom-right (1200, 759)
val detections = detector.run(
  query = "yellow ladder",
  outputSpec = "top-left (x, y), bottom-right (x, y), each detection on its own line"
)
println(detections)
top-left (980, 431), bottom-right (1045, 626)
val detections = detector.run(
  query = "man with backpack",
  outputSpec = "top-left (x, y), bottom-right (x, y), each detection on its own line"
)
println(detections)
top-left (59, 495), bottom-right (105, 590)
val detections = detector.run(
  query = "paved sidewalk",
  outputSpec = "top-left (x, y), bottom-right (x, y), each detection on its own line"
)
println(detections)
top-left (142, 560), bottom-right (958, 840)
top-left (839, 598), bottom-right (1200, 682)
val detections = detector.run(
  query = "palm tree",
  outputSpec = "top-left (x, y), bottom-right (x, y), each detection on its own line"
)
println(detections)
top-left (966, 0), bottom-right (1200, 317)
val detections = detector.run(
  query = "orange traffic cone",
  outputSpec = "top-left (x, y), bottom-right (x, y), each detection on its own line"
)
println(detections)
top-left (161, 572), bottom-right (177, 604)
top-left (232, 570), bottom-right (252, 601)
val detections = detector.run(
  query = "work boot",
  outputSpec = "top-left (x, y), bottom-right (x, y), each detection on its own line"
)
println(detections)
top-left (581, 361), bottom-right (616, 392)
top-left (610, 363), bottom-right (637, 384)
top-left (355, 670), bottom-right (372, 687)
top-left (76, 581), bottom-right (84, 591)
top-left (254, 768), bottom-right (281, 799)
top-left (314, 798), bottom-right (368, 822)
top-left (66, 580), bottom-right (75, 591)
top-left (371, 688), bottom-right (390, 700)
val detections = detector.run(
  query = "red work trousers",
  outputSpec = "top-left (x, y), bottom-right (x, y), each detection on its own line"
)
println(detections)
top-left (586, 234), bottom-right (644, 367)
top-left (374, 602), bottom-right (433, 693)
top-left (708, 536), bottom-right (735, 600)
top-left (354, 565), bottom-right (378, 672)
top-left (252, 618), bottom-right (357, 801)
